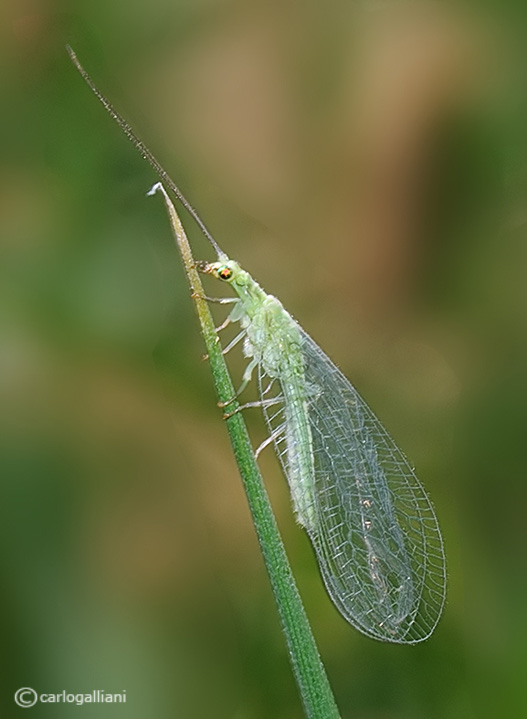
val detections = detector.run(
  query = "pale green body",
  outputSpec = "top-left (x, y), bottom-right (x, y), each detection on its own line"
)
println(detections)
top-left (206, 259), bottom-right (317, 529)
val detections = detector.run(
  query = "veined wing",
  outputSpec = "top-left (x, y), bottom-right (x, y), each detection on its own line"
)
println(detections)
top-left (259, 328), bottom-right (446, 643)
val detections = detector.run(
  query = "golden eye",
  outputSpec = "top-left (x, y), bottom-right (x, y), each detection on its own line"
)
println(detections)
top-left (218, 266), bottom-right (233, 280)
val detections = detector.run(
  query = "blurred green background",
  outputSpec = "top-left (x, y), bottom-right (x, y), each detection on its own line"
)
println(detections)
top-left (1, 1), bottom-right (527, 717)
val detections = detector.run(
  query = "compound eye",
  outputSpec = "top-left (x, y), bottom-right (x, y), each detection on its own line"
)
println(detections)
top-left (218, 266), bottom-right (233, 281)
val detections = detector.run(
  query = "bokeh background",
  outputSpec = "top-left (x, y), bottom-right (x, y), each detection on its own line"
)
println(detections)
top-left (1, 1), bottom-right (527, 717)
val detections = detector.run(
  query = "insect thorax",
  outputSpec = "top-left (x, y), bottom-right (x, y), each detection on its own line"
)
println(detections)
top-left (243, 295), bottom-right (303, 379)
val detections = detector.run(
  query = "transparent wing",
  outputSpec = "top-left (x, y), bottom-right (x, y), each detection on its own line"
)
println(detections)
top-left (259, 329), bottom-right (446, 643)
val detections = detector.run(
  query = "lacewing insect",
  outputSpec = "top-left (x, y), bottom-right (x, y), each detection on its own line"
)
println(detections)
top-left (68, 46), bottom-right (446, 643)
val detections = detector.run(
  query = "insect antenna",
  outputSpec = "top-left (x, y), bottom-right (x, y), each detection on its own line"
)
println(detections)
top-left (66, 45), bottom-right (226, 259)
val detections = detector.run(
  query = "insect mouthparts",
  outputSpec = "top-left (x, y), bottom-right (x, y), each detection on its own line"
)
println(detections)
top-left (195, 260), bottom-right (213, 273)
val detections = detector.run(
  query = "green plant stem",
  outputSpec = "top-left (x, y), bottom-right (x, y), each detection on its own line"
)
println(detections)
top-left (156, 187), bottom-right (341, 719)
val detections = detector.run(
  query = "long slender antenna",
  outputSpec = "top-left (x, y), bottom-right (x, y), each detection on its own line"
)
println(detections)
top-left (66, 45), bottom-right (226, 258)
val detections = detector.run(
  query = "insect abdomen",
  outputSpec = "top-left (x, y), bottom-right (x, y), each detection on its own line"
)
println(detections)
top-left (281, 377), bottom-right (316, 531)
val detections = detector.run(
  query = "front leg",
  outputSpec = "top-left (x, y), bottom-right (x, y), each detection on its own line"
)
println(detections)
top-left (191, 291), bottom-right (239, 305)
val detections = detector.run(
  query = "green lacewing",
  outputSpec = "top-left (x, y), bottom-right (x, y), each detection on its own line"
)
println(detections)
top-left (68, 47), bottom-right (446, 643)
